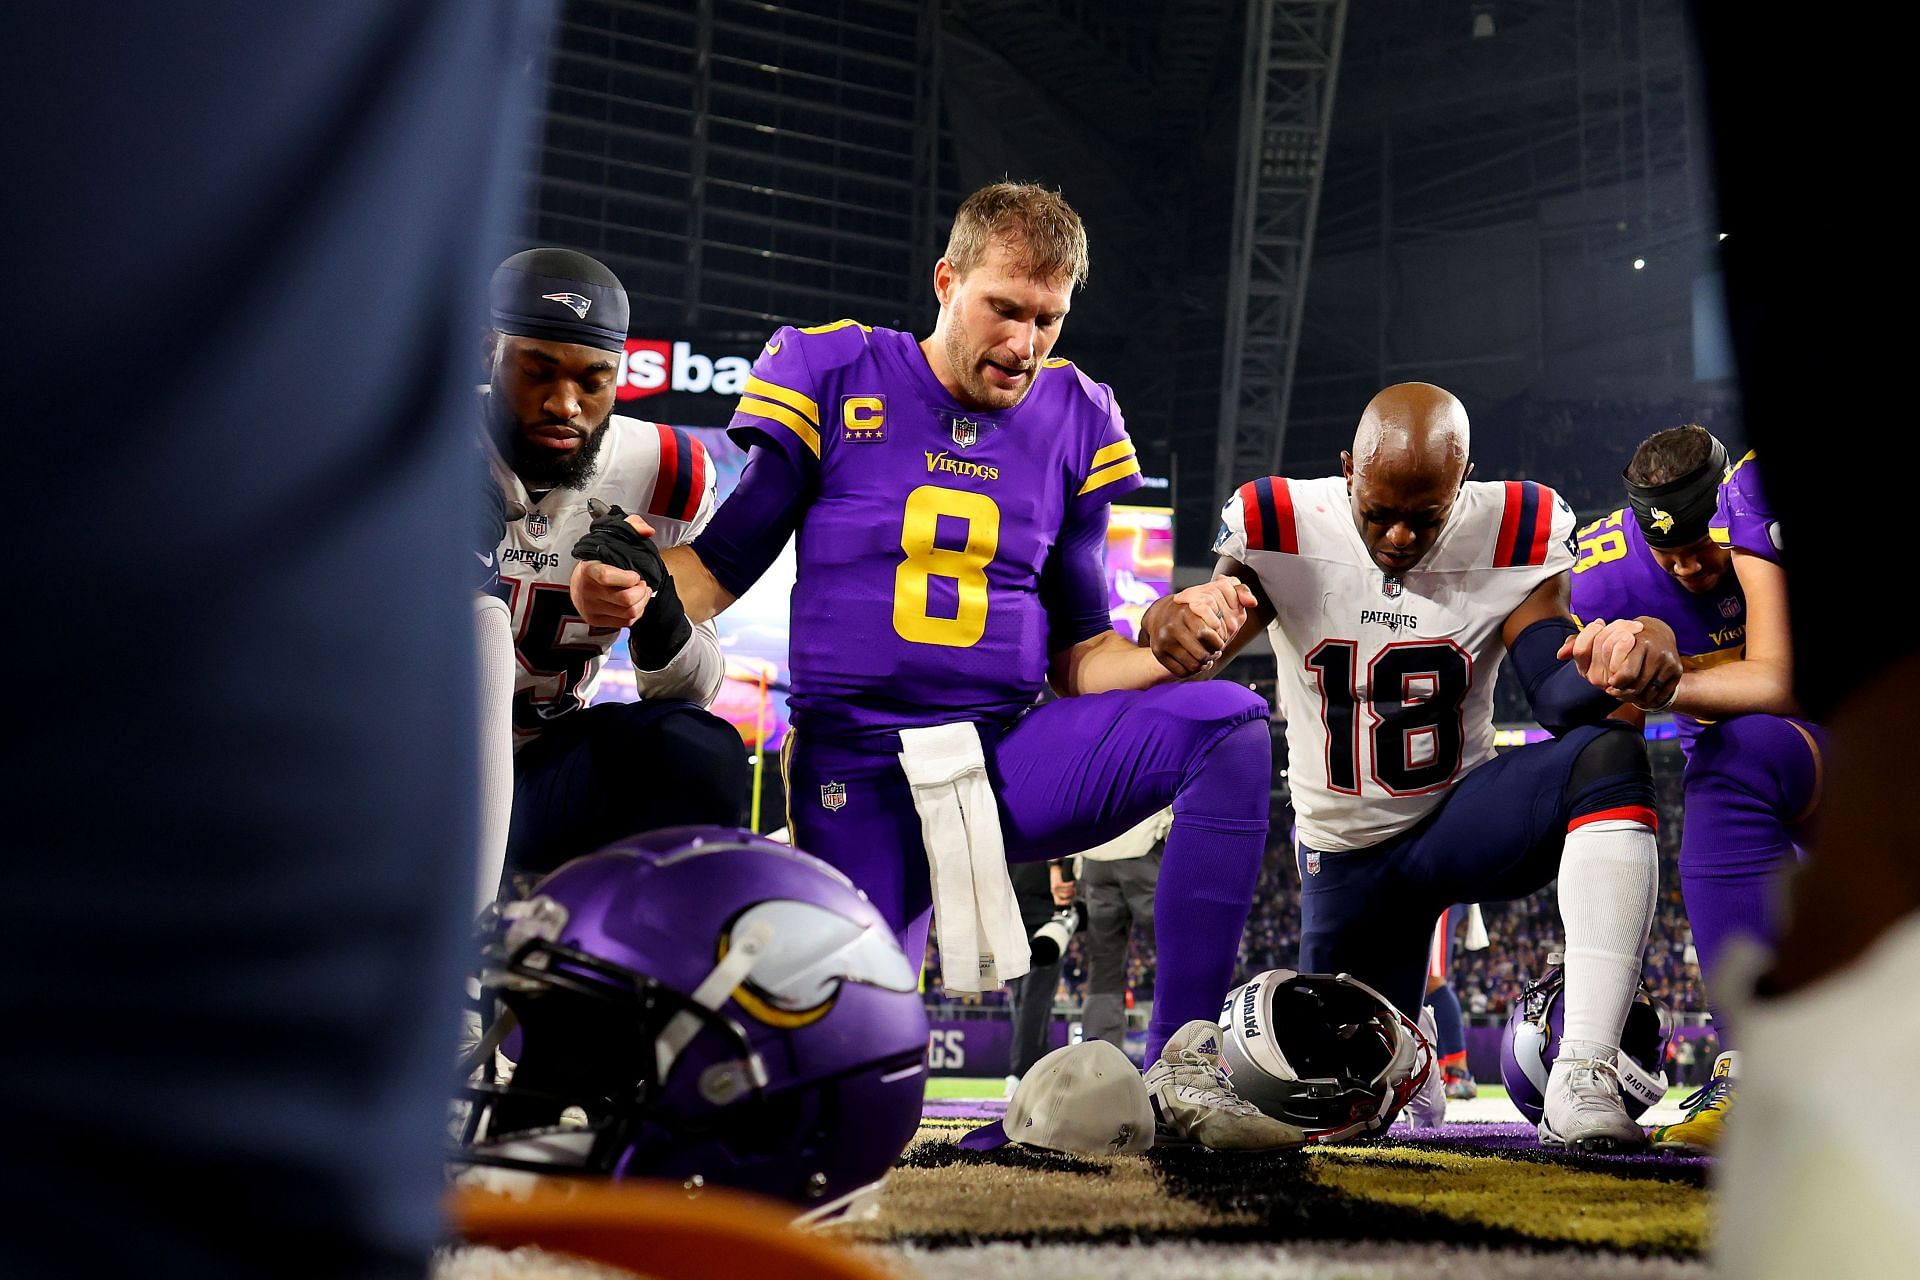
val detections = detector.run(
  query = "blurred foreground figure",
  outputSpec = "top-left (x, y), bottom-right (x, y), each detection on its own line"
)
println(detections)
top-left (0, 5), bottom-right (551, 1276)
top-left (1692, 8), bottom-right (1920, 1276)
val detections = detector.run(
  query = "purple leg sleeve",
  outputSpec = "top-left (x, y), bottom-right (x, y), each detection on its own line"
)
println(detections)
top-left (788, 682), bottom-right (1271, 1043)
top-left (991, 683), bottom-right (1272, 1061)
top-left (1680, 714), bottom-right (1824, 1040)
top-left (1143, 718), bottom-right (1270, 1059)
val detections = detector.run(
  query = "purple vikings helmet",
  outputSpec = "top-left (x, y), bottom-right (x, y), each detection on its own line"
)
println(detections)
top-left (1214, 970), bottom-right (1435, 1142)
top-left (455, 827), bottom-right (928, 1222)
top-left (1499, 963), bottom-right (1672, 1124)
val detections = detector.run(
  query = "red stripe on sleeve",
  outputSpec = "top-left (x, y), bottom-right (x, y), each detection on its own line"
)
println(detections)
top-left (650, 422), bottom-right (680, 518)
top-left (680, 434), bottom-right (708, 522)
top-left (1272, 476), bottom-right (1299, 554)
top-left (1527, 483), bottom-right (1555, 565)
top-left (1568, 805), bottom-right (1659, 833)
top-left (1493, 480), bottom-right (1524, 568)
top-left (1239, 482), bottom-right (1265, 551)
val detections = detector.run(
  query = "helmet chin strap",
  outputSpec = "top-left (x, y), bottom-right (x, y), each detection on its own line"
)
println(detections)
top-left (656, 919), bottom-right (776, 1084)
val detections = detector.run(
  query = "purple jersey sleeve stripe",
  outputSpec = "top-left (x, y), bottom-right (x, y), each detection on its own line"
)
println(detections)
top-left (735, 392), bottom-right (821, 457)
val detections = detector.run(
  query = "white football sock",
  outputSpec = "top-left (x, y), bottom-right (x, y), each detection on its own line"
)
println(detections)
top-left (1557, 818), bottom-right (1657, 1049)
top-left (474, 594), bottom-right (517, 914)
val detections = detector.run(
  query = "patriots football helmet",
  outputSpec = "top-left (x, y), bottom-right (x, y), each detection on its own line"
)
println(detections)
top-left (1214, 969), bottom-right (1435, 1142)
top-left (1499, 962), bottom-right (1672, 1124)
top-left (454, 827), bottom-right (928, 1222)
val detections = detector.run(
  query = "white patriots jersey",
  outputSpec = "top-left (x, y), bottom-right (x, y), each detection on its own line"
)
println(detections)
top-left (1215, 475), bottom-right (1576, 853)
top-left (490, 414), bottom-right (716, 748)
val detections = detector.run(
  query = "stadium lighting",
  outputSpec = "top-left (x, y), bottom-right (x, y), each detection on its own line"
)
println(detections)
top-left (1718, 233), bottom-right (1728, 240)
top-left (1633, 258), bottom-right (1646, 270)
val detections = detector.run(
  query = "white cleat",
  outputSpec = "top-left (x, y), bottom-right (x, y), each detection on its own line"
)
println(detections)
top-left (1144, 1020), bottom-right (1307, 1151)
top-left (1538, 1040), bottom-right (1649, 1153)
top-left (1402, 1005), bottom-right (1447, 1130)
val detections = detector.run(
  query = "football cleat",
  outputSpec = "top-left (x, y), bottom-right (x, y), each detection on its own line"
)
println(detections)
top-left (1650, 1050), bottom-right (1737, 1154)
top-left (1144, 1020), bottom-right (1308, 1151)
top-left (1403, 1005), bottom-right (1448, 1129)
top-left (1443, 1063), bottom-right (1478, 1100)
top-left (1539, 1040), bottom-right (1650, 1153)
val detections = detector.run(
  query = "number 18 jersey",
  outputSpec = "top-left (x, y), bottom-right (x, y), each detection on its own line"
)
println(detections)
top-left (1215, 476), bottom-right (1576, 852)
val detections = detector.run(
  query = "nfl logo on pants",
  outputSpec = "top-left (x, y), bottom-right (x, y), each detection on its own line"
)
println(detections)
top-left (820, 782), bottom-right (847, 811)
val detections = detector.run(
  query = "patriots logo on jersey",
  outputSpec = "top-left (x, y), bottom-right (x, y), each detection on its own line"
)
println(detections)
top-left (1212, 522), bottom-right (1231, 554)
top-left (541, 291), bottom-right (592, 319)
top-left (950, 416), bottom-right (979, 449)
top-left (1650, 507), bottom-right (1676, 536)
top-left (820, 782), bottom-right (848, 811)
top-left (526, 510), bottom-right (549, 539)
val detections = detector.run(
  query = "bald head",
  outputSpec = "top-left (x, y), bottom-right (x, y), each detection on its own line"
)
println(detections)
top-left (1351, 382), bottom-right (1471, 487)
top-left (1343, 383), bottom-right (1474, 575)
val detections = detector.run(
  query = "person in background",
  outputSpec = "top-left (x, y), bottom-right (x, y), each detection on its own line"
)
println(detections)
top-left (1078, 808), bottom-right (1173, 1052)
top-left (1003, 859), bottom-right (1073, 1094)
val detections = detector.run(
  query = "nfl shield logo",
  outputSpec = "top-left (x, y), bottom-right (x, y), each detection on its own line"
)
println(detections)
top-left (1382, 577), bottom-right (1403, 598)
top-left (950, 416), bottom-right (979, 449)
top-left (1720, 597), bottom-right (1740, 618)
top-left (525, 510), bottom-right (549, 539)
top-left (820, 782), bottom-right (847, 812)
top-left (1304, 850), bottom-right (1321, 876)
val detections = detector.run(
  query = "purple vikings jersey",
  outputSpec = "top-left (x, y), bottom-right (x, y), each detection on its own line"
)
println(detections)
top-left (1568, 454), bottom-right (1778, 755)
top-left (724, 321), bottom-right (1142, 739)
top-left (1710, 451), bottom-right (1782, 564)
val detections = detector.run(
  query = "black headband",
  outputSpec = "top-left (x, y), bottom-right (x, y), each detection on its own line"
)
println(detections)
top-left (1623, 434), bottom-right (1728, 549)
top-left (489, 248), bottom-right (629, 354)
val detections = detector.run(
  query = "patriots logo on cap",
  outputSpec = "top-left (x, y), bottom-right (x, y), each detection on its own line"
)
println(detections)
top-left (541, 291), bottom-right (593, 319)
top-left (1649, 507), bottom-right (1675, 535)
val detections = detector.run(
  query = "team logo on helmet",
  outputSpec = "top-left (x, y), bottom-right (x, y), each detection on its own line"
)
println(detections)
top-left (950, 416), bottom-right (979, 449)
top-left (1649, 507), bottom-right (1675, 536)
top-left (525, 510), bottom-right (549, 539)
top-left (541, 291), bottom-right (593, 319)
top-left (820, 782), bottom-right (848, 812)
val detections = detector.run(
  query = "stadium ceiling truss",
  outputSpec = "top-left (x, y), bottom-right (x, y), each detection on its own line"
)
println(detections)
top-left (1215, 0), bottom-right (1349, 495)
top-left (533, 0), bottom-right (940, 335)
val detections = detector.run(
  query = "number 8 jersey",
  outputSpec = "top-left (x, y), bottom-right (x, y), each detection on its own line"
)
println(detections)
top-left (723, 319), bottom-right (1142, 741)
top-left (1215, 476), bottom-right (1576, 852)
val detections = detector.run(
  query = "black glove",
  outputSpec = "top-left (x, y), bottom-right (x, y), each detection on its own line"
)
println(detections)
top-left (569, 504), bottom-right (692, 669)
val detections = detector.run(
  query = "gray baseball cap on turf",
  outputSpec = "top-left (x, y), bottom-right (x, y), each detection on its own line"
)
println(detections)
top-left (958, 1040), bottom-right (1154, 1156)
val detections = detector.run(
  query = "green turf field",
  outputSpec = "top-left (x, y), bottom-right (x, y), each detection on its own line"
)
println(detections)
top-left (928, 1076), bottom-right (1695, 1105)
top-left (930, 1076), bottom-right (1528, 1103)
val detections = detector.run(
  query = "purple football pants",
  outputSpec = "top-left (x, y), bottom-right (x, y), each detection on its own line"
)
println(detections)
top-left (785, 682), bottom-right (1271, 1062)
top-left (1680, 714), bottom-right (1825, 1040)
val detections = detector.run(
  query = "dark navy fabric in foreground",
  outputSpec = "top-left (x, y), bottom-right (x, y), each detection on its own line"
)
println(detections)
top-left (0, 5), bottom-right (553, 1276)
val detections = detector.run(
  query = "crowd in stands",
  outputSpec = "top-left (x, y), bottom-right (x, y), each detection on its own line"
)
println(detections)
top-left (925, 742), bottom-right (1707, 1020)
